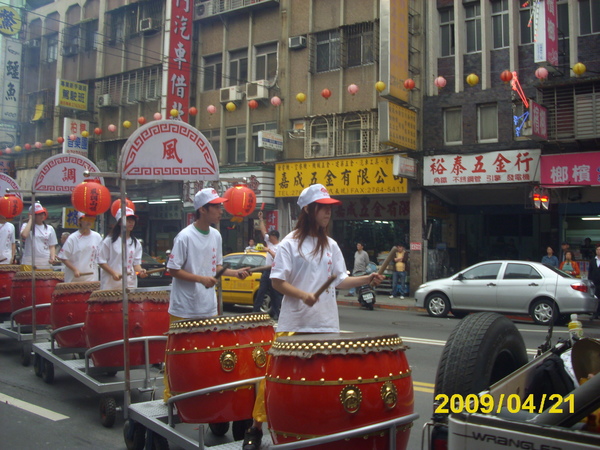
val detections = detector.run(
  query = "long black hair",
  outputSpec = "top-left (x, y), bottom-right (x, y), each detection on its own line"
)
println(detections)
top-left (292, 203), bottom-right (330, 261)
top-left (110, 216), bottom-right (138, 247)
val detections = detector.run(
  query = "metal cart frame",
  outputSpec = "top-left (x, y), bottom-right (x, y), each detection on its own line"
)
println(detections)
top-left (0, 302), bottom-right (51, 365)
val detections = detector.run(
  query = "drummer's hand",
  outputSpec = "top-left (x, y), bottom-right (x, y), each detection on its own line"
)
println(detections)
top-left (236, 267), bottom-right (251, 279)
top-left (369, 273), bottom-right (385, 286)
top-left (73, 269), bottom-right (81, 278)
top-left (112, 272), bottom-right (122, 281)
top-left (258, 211), bottom-right (263, 220)
top-left (138, 268), bottom-right (148, 278)
top-left (302, 292), bottom-right (318, 307)
top-left (201, 276), bottom-right (218, 288)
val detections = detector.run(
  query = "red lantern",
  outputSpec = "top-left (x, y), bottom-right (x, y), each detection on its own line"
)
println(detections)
top-left (248, 99), bottom-right (259, 110)
top-left (0, 194), bottom-right (23, 219)
top-left (535, 67), bottom-right (549, 80)
top-left (403, 79), bottom-right (415, 90)
top-left (71, 181), bottom-right (112, 216)
top-left (223, 185), bottom-right (257, 218)
top-left (110, 198), bottom-right (135, 218)
top-left (500, 70), bottom-right (513, 83)
top-left (321, 88), bottom-right (332, 99)
top-left (94, 127), bottom-right (102, 135)
top-left (188, 107), bottom-right (198, 116)
top-left (138, 117), bottom-right (146, 125)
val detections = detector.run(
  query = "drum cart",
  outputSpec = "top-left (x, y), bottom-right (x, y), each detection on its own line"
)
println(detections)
top-left (0, 303), bottom-right (51, 366)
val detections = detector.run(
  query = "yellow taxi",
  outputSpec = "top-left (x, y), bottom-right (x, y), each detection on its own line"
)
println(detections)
top-left (220, 251), bottom-right (271, 313)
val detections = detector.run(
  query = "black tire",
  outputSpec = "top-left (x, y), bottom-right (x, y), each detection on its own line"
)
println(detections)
top-left (530, 298), bottom-right (558, 325)
top-left (256, 292), bottom-right (272, 314)
top-left (41, 359), bottom-right (55, 384)
top-left (435, 312), bottom-right (529, 401)
top-left (100, 396), bottom-right (117, 428)
top-left (451, 310), bottom-right (468, 319)
top-left (232, 419), bottom-right (253, 441)
top-left (123, 420), bottom-right (146, 450)
top-left (20, 344), bottom-right (31, 367)
top-left (425, 293), bottom-right (451, 318)
top-left (33, 354), bottom-right (43, 377)
top-left (148, 432), bottom-right (169, 450)
top-left (209, 422), bottom-right (230, 436)
top-left (105, 370), bottom-right (118, 377)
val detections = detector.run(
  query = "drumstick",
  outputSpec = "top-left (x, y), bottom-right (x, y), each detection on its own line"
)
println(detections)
top-left (77, 272), bottom-right (94, 277)
top-left (138, 267), bottom-right (166, 275)
top-left (249, 265), bottom-right (271, 273)
top-left (0, 258), bottom-right (6, 263)
top-left (205, 263), bottom-right (230, 289)
top-left (371, 246), bottom-right (397, 287)
top-left (314, 274), bottom-right (337, 298)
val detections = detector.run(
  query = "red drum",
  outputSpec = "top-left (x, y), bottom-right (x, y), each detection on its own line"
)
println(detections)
top-left (265, 333), bottom-right (414, 450)
top-left (0, 265), bottom-right (19, 314)
top-left (166, 313), bottom-right (275, 423)
top-left (84, 289), bottom-right (170, 368)
top-left (51, 281), bottom-right (100, 348)
top-left (10, 271), bottom-right (64, 325)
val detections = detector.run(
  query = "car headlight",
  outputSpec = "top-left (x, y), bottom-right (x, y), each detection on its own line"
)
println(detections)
top-left (418, 284), bottom-right (428, 289)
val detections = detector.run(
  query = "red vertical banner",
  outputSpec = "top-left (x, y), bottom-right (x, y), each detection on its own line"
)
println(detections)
top-left (544, 0), bottom-right (558, 67)
top-left (167, 0), bottom-right (193, 121)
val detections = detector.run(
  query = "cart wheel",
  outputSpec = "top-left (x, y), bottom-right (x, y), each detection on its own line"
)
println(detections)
top-left (41, 359), bottom-right (55, 384)
top-left (148, 431), bottom-right (169, 450)
top-left (20, 344), bottom-right (31, 366)
top-left (123, 420), bottom-right (146, 450)
top-left (209, 422), bottom-right (230, 436)
top-left (99, 396), bottom-right (117, 428)
top-left (232, 419), bottom-right (253, 441)
top-left (105, 370), bottom-right (118, 377)
top-left (33, 354), bottom-right (42, 377)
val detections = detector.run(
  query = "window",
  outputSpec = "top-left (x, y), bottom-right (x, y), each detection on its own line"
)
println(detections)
top-left (309, 120), bottom-right (329, 157)
top-left (45, 33), bottom-right (58, 62)
top-left (228, 50), bottom-right (248, 87)
top-left (82, 20), bottom-right (99, 51)
top-left (443, 108), bottom-right (462, 145)
top-left (491, 0), bottom-right (509, 49)
top-left (580, 0), bottom-right (600, 35)
top-left (478, 103), bottom-right (498, 142)
top-left (226, 126), bottom-right (246, 163)
top-left (253, 123), bottom-right (278, 162)
top-left (203, 54), bottom-right (222, 91)
top-left (346, 22), bottom-right (375, 67)
top-left (465, 3), bottom-right (481, 53)
top-left (255, 44), bottom-right (277, 81)
top-left (109, 12), bottom-right (125, 44)
top-left (503, 264), bottom-right (542, 280)
top-left (440, 8), bottom-right (454, 57)
top-left (342, 115), bottom-right (362, 155)
top-left (200, 129), bottom-right (221, 161)
top-left (315, 30), bottom-right (341, 72)
top-left (462, 263), bottom-right (501, 280)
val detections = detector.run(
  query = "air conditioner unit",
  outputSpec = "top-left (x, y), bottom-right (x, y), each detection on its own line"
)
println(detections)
top-left (246, 80), bottom-right (269, 100)
top-left (220, 86), bottom-right (243, 103)
top-left (139, 18), bottom-right (153, 32)
top-left (96, 94), bottom-right (112, 108)
top-left (27, 39), bottom-right (41, 48)
top-left (62, 45), bottom-right (78, 57)
top-left (289, 36), bottom-right (307, 50)
top-left (195, 0), bottom-right (213, 20)
top-left (309, 138), bottom-right (328, 156)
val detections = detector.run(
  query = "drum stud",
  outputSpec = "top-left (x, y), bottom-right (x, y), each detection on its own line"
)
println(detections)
top-left (357, 377), bottom-right (363, 382)
top-left (301, 377), bottom-right (306, 381)
top-left (286, 377), bottom-right (291, 380)
top-left (338, 378), bottom-right (343, 383)
top-left (320, 378), bottom-right (325, 383)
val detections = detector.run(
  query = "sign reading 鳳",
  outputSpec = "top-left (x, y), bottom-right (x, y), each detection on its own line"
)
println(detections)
top-left (166, 0), bottom-right (193, 120)
top-left (0, 38), bottom-right (21, 123)
top-left (379, 101), bottom-right (417, 151)
top-left (541, 152), bottom-right (600, 186)
top-left (55, 79), bottom-right (89, 111)
top-left (379, 0), bottom-right (409, 104)
top-left (424, 150), bottom-right (541, 186)
top-left (534, 0), bottom-right (558, 67)
top-left (0, 6), bottom-right (21, 36)
top-left (62, 118), bottom-right (89, 157)
top-left (275, 155), bottom-right (407, 198)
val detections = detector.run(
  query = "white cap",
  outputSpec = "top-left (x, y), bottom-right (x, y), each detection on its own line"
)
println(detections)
top-left (193, 188), bottom-right (228, 210)
top-left (115, 207), bottom-right (137, 221)
top-left (29, 202), bottom-right (47, 215)
top-left (297, 184), bottom-right (341, 209)
top-left (77, 211), bottom-right (86, 220)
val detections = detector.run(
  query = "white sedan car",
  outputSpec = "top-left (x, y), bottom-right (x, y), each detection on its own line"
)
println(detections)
top-left (415, 260), bottom-right (597, 325)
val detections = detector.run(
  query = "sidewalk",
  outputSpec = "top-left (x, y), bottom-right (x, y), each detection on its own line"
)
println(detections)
top-left (336, 288), bottom-right (423, 311)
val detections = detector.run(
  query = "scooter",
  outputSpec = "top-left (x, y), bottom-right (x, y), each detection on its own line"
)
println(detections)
top-left (355, 262), bottom-right (378, 311)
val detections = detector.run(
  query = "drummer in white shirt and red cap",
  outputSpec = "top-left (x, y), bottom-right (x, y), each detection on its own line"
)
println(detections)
top-left (58, 212), bottom-right (102, 283)
top-left (20, 202), bottom-right (58, 270)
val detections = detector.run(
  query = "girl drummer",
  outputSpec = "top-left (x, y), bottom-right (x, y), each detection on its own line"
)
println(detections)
top-left (98, 207), bottom-right (147, 290)
top-left (242, 184), bottom-right (384, 450)
top-left (20, 202), bottom-right (58, 270)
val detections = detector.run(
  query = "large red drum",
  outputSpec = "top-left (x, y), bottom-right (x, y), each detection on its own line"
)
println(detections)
top-left (84, 289), bottom-right (170, 368)
top-left (10, 271), bottom-right (64, 325)
top-left (0, 265), bottom-right (19, 314)
top-left (166, 313), bottom-right (274, 423)
top-left (51, 281), bottom-right (100, 348)
top-left (265, 333), bottom-right (414, 450)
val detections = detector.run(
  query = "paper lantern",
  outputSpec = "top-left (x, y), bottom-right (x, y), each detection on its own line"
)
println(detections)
top-left (57, 136), bottom-right (64, 144)
top-left (434, 76), bottom-right (447, 89)
top-left (170, 109), bottom-right (179, 117)
top-left (270, 96), bottom-right (281, 107)
top-left (45, 139), bottom-right (53, 146)
top-left (375, 81), bottom-right (386, 92)
top-left (535, 67), bottom-right (549, 80)
top-left (248, 99), bottom-right (259, 110)
top-left (154, 112), bottom-right (162, 120)
top-left (108, 124), bottom-right (117, 132)
top-left (500, 70), bottom-right (513, 83)
top-left (347, 84), bottom-right (359, 95)
top-left (111, 198), bottom-right (135, 218)
top-left (226, 102), bottom-right (237, 112)
top-left (14, 145), bottom-right (21, 152)
top-left (81, 130), bottom-right (89, 138)
top-left (94, 127), bottom-right (102, 135)
top-left (403, 79), bottom-right (415, 90)
top-left (3, 148), bottom-right (10, 154)
top-left (296, 92), bottom-right (306, 103)
top-left (573, 62), bottom-right (586, 76)
top-left (466, 73), bottom-right (479, 87)
top-left (223, 185), bottom-right (256, 218)
top-left (321, 88), bottom-right (332, 99)
top-left (138, 117), bottom-right (146, 125)
top-left (35, 141), bottom-right (42, 149)
top-left (207, 105), bottom-right (217, 114)
top-left (24, 143), bottom-right (31, 150)
top-left (188, 107), bottom-right (198, 116)
top-left (0, 194), bottom-right (23, 219)
top-left (123, 120), bottom-right (132, 129)
top-left (71, 181), bottom-right (112, 216)
top-left (69, 135), bottom-right (76, 141)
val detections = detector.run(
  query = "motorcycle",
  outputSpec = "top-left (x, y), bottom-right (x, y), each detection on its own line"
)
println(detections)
top-left (355, 262), bottom-right (378, 311)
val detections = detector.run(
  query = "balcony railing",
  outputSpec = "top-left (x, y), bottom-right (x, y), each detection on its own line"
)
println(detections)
top-left (195, 0), bottom-right (279, 20)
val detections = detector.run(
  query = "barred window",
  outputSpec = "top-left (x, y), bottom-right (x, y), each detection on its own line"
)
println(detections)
top-left (346, 22), bottom-right (374, 67)
top-left (315, 30), bottom-right (341, 73)
top-left (203, 54), bottom-right (223, 91)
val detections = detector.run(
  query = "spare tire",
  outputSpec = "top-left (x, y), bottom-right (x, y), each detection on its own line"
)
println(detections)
top-left (435, 312), bottom-right (529, 398)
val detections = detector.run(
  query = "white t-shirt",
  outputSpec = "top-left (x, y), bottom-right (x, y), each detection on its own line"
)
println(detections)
top-left (0, 221), bottom-right (15, 264)
top-left (98, 236), bottom-right (142, 290)
top-left (20, 222), bottom-right (58, 269)
top-left (264, 234), bottom-right (280, 266)
top-left (270, 233), bottom-right (348, 333)
top-left (58, 230), bottom-right (102, 283)
top-left (167, 224), bottom-right (222, 319)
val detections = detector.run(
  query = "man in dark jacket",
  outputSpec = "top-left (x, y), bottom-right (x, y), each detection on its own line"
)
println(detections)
top-left (587, 245), bottom-right (600, 318)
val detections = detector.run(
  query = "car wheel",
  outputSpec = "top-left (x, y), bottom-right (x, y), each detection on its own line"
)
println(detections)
top-left (435, 312), bottom-right (528, 401)
top-left (530, 298), bottom-right (557, 326)
top-left (425, 293), bottom-right (450, 318)
top-left (257, 293), bottom-right (272, 314)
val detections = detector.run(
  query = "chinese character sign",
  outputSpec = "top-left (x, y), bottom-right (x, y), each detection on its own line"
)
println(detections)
top-left (534, 0), bottom-right (558, 67)
top-left (0, 38), bottom-right (21, 123)
top-left (55, 79), bottom-right (88, 111)
top-left (541, 152), bottom-right (600, 186)
top-left (423, 149), bottom-right (541, 186)
top-left (530, 100), bottom-right (548, 140)
top-left (62, 118), bottom-right (89, 157)
top-left (166, 0), bottom-right (193, 120)
top-left (32, 154), bottom-right (103, 193)
top-left (0, 6), bottom-right (22, 36)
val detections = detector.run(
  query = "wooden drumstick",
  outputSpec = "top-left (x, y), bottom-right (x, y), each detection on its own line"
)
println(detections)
top-left (314, 274), bottom-right (337, 298)
top-left (138, 267), bottom-right (166, 275)
top-left (249, 265), bottom-right (271, 273)
top-left (0, 258), bottom-right (6, 263)
top-left (77, 272), bottom-right (94, 277)
top-left (205, 263), bottom-right (230, 289)
top-left (371, 246), bottom-right (397, 287)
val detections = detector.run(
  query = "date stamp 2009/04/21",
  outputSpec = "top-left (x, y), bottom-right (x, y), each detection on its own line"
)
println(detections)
top-left (434, 393), bottom-right (574, 415)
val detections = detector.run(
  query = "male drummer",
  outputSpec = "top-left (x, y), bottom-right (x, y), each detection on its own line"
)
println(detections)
top-left (163, 187), bottom-right (251, 401)
top-left (58, 212), bottom-right (102, 283)
top-left (0, 212), bottom-right (16, 264)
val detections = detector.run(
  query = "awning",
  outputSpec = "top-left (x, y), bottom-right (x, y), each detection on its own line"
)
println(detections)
top-left (31, 104), bottom-right (44, 121)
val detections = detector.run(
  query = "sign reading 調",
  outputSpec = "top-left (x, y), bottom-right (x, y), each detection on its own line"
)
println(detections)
top-left (275, 155), bottom-right (407, 198)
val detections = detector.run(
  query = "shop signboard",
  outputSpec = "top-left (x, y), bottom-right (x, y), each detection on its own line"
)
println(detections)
top-left (62, 118), bottom-right (89, 157)
top-left (534, 0), bottom-right (559, 68)
top-left (166, 0), bottom-right (193, 120)
top-left (423, 149), bottom-right (541, 186)
top-left (541, 152), bottom-right (600, 186)
top-left (55, 79), bottom-right (88, 111)
top-left (32, 153), bottom-right (103, 193)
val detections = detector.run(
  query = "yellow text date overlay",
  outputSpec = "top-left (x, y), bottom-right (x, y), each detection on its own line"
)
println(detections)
top-left (434, 393), bottom-right (574, 415)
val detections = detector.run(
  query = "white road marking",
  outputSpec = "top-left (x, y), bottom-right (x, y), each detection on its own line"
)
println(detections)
top-left (0, 393), bottom-right (69, 421)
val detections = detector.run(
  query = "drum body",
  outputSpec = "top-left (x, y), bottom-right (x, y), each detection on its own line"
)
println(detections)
top-left (51, 282), bottom-right (100, 348)
top-left (10, 271), bottom-right (64, 325)
top-left (166, 313), bottom-right (274, 423)
top-left (265, 333), bottom-right (414, 450)
top-left (84, 289), bottom-right (170, 368)
top-left (0, 265), bottom-right (19, 313)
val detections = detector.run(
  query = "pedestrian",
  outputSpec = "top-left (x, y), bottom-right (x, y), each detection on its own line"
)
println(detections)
top-left (245, 238), bottom-right (256, 252)
top-left (390, 244), bottom-right (409, 299)
top-left (559, 250), bottom-right (580, 278)
top-left (242, 184), bottom-right (384, 450)
top-left (253, 210), bottom-right (282, 319)
top-left (559, 241), bottom-right (570, 262)
top-left (20, 202), bottom-right (58, 270)
top-left (98, 207), bottom-right (147, 290)
top-left (57, 212), bottom-right (102, 282)
top-left (347, 242), bottom-right (370, 296)
top-left (581, 237), bottom-right (594, 260)
top-left (164, 187), bottom-right (251, 401)
top-left (541, 246), bottom-right (559, 268)
top-left (0, 212), bottom-right (16, 264)
top-left (587, 245), bottom-right (600, 319)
